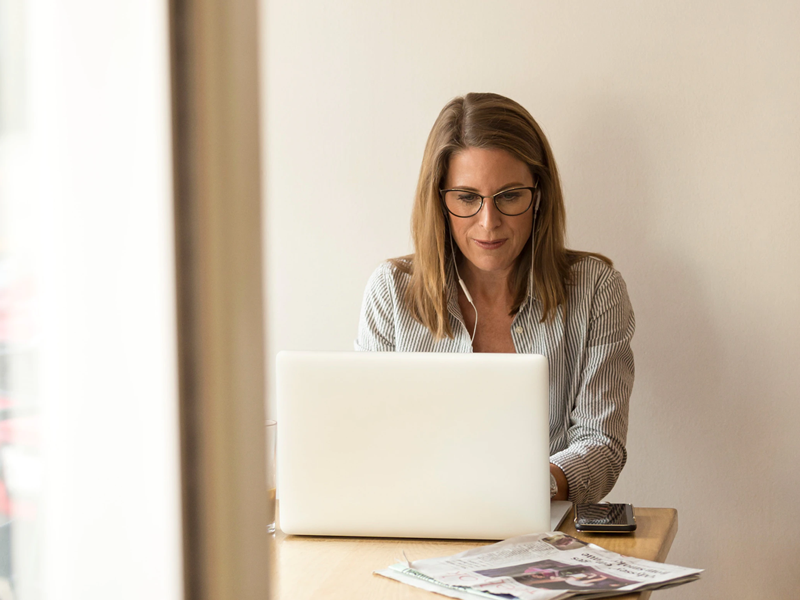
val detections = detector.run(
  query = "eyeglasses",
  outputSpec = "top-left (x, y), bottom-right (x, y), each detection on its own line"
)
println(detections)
top-left (440, 185), bottom-right (537, 218)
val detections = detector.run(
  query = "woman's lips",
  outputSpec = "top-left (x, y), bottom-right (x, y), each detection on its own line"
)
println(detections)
top-left (473, 239), bottom-right (507, 250)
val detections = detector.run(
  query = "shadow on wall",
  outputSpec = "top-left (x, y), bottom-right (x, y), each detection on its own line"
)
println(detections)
top-left (561, 100), bottom-right (788, 598)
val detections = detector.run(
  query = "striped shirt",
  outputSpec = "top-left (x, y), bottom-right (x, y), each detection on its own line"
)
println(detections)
top-left (355, 256), bottom-right (635, 504)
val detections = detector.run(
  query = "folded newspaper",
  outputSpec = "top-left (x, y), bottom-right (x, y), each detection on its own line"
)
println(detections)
top-left (376, 532), bottom-right (702, 600)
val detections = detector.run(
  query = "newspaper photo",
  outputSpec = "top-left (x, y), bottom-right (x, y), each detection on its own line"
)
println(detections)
top-left (376, 532), bottom-right (702, 600)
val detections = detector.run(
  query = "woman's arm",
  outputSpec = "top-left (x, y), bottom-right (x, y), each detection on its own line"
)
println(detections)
top-left (355, 263), bottom-right (397, 352)
top-left (550, 269), bottom-right (635, 503)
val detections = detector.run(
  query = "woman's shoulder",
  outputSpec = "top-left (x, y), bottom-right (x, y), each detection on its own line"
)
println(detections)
top-left (569, 253), bottom-right (618, 278)
top-left (387, 255), bottom-right (413, 274)
top-left (364, 256), bottom-right (413, 294)
top-left (567, 253), bottom-right (629, 298)
top-left (563, 253), bottom-right (634, 336)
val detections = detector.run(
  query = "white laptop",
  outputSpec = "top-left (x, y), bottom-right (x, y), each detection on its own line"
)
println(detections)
top-left (276, 351), bottom-right (567, 540)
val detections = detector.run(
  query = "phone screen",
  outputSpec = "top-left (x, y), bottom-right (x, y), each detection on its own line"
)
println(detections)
top-left (574, 503), bottom-right (636, 531)
top-left (577, 503), bottom-right (629, 524)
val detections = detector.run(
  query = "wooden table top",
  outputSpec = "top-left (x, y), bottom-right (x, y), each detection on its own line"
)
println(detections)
top-left (271, 507), bottom-right (678, 600)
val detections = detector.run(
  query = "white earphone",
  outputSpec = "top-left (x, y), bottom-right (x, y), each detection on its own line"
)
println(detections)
top-left (529, 188), bottom-right (541, 299)
top-left (449, 231), bottom-right (478, 342)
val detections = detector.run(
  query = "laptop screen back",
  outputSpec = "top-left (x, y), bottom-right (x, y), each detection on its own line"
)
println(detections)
top-left (276, 351), bottom-right (550, 540)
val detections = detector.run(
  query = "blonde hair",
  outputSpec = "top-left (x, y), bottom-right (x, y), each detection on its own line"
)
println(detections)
top-left (392, 92), bottom-right (610, 340)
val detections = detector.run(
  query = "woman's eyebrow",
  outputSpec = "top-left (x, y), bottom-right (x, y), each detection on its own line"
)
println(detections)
top-left (448, 182), bottom-right (527, 192)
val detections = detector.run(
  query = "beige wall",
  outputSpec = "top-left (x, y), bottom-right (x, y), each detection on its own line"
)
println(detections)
top-left (262, 1), bottom-right (800, 597)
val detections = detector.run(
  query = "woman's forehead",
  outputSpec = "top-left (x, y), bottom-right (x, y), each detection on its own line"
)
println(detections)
top-left (446, 147), bottom-right (532, 189)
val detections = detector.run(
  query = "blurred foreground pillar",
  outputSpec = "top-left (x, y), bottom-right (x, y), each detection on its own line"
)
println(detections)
top-left (169, 0), bottom-right (272, 598)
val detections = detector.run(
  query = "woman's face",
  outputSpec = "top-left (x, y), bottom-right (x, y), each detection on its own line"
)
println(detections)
top-left (444, 147), bottom-right (534, 278)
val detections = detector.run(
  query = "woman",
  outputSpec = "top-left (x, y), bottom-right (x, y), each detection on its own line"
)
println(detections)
top-left (355, 93), bottom-right (635, 504)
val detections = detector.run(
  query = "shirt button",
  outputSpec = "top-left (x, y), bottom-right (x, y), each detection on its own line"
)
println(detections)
top-left (515, 326), bottom-right (524, 334)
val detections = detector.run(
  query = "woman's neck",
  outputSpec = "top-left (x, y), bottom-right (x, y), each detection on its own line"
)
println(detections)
top-left (457, 258), bottom-right (515, 307)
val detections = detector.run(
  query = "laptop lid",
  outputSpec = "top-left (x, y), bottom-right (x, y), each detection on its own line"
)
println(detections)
top-left (276, 351), bottom-right (550, 540)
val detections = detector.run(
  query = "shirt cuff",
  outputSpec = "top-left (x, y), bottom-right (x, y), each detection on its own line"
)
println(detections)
top-left (550, 449), bottom-right (596, 505)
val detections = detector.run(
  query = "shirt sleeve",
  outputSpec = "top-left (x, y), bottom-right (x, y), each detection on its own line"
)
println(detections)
top-left (550, 269), bottom-right (635, 503)
top-left (354, 263), bottom-right (397, 352)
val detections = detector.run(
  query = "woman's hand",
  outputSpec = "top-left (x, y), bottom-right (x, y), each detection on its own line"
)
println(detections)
top-left (550, 463), bottom-right (569, 501)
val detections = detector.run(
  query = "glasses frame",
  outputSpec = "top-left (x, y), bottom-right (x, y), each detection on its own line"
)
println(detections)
top-left (439, 184), bottom-right (538, 218)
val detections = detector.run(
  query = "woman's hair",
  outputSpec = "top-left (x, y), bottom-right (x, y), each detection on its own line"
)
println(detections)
top-left (392, 92), bottom-right (610, 340)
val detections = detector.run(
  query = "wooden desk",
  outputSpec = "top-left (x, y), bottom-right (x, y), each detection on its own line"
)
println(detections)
top-left (273, 507), bottom-right (678, 600)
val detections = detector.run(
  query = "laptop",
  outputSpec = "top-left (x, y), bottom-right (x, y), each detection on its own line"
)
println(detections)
top-left (276, 351), bottom-right (566, 540)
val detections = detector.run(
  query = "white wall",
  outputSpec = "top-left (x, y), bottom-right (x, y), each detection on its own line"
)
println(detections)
top-left (262, 1), bottom-right (800, 597)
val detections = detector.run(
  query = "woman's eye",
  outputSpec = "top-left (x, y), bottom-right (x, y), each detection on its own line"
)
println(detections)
top-left (457, 193), bottom-right (480, 203)
top-left (499, 191), bottom-right (521, 201)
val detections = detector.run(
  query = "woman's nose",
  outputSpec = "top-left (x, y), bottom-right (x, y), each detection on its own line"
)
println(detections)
top-left (477, 197), bottom-right (503, 229)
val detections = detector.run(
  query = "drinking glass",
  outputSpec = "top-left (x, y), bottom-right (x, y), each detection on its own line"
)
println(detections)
top-left (265, 419), bottom-right (277, 533)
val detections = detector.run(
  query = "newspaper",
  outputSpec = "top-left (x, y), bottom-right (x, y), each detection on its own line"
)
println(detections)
top-left (376, 531), bottom-right (702, 600)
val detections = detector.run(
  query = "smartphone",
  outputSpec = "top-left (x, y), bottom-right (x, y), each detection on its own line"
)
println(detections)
top-left (574, 503), bottom-right (636, 533)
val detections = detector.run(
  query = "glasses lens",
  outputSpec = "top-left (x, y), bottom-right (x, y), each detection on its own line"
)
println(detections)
top-left (444, 190), bottom-right (483, 217)
top-left (494, 188), bottom-right (533, 216)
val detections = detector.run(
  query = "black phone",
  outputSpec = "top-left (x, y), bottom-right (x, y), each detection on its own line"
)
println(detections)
top-left (574, 503), bottom-right (636, 533)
